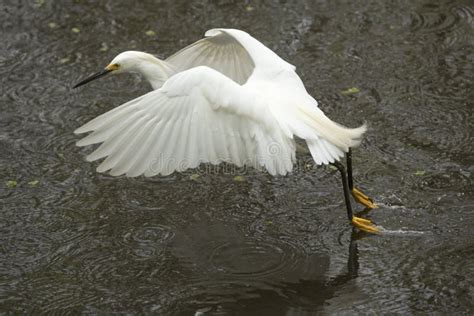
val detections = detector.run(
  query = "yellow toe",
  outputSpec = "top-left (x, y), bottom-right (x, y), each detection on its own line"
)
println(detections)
top-left (352, 187), bottom-right (377, 209)
top-left (352, 216), bottom-right (379, 234)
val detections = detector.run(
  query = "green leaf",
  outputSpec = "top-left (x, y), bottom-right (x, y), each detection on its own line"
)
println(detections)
top-left (48, 22), bottom-right (58, 29)
top-left (189, 174), bottom-right (200, 181)
top-left (71, 27), bottom-right (80, 33)
top-left (34, 0), bottom-right (45, 8)
top-left (233, 176), bottom-right (245, 182)
top-left (6, 180), bottom-right (17, 188)
top-left (414, 170), bottom-right (426, 176)
top-left (145, 30), bottom-right (156, 37)
top-left (341, 87), bottom-right (360, 95)
top-left (99, 42), bottom-right (109, 52)
top-left (28, 180), bottom-right (39, 186)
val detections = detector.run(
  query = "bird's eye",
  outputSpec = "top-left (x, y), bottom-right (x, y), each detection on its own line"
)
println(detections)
top-left (106, 63), bottom-right (120, 71)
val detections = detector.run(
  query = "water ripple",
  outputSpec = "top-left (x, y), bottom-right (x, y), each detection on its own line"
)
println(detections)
top-left (210, 239), bottom-right (298, 278)
top-left (120, 224), bottom-right (175, 260)
top-left (409, 8), bottom-right (460, 34)
top-left (363, 237), bottom-right (474, 313)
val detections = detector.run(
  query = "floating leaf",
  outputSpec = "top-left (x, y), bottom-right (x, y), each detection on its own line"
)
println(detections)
top-left (414, 170), bottom-right (426, 176)
top-left (245, 5), bottom-right (255, 11)
top-left (99, 42), bottom-right (109, 52)
top-left (233, 175), bottom-right (245, 182)
top-left (59, 57), bottom-right (70, 64)
top-left (28, 180), bottom-right (39, 186)
top-left (328, 165), bottom-right (338, 171)
top-left (48, 22), bottom-right (58, 29)
top-left (190, 174), bottom-right (200, 181)
top-left (145, 30), bottom-right (156, 37)
top-left (6, 180), bottom-right (17, 188)
top-left (34, 0), bottom-right (45, 8)
top-left (71, 27), bottom-right (80, 33)
top-left (341, 87), bottom-right (360, 95)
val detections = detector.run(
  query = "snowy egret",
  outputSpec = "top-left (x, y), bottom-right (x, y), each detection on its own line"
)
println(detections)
top-left (73, 28), bottom-right (378, 233)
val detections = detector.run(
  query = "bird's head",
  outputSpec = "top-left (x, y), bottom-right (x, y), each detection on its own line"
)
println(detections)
top-left (73, 51), bottom-right (153, 88)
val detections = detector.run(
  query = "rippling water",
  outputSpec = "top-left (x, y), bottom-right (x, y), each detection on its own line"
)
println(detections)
top-left (1, 0), bottom-right (473, 314)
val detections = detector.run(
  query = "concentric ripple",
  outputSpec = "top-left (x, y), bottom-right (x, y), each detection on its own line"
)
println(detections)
top-left (409, 9), bottom-right (460, 34)
top-left (120, 224), bottom-right (175, 259)
top-left (360, 235), bottom-right (474, 313)
top-left (210, 239), bottom-right (293, 277)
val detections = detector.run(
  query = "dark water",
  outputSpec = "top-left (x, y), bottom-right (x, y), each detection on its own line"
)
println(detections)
top-left (1, 0), bottom-right (473, 314)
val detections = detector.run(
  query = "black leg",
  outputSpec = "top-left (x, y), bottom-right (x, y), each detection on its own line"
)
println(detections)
top-left (347, 147), bottom-right (354, 190)
top-left (347, 147), bottom-right (376, 209)
top-left (332, 151), bottom-right (379, 233)
top-left (332, 160), bottom-right (353, 221)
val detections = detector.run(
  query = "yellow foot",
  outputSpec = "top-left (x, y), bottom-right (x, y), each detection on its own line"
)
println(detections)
top-left (352, 187), bottom-right (377, 209)
top-left (352, 216), bottom-right (379, 234)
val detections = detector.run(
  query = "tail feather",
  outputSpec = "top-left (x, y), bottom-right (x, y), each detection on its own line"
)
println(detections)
top-left (297, 105), bottom-right (367, 151)
top-left (307, 138), bottom-right (345, 165)
top-left (272, 102), bottom-right (367, 165)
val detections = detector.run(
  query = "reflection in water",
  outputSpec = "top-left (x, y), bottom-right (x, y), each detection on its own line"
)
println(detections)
top-left (169, 220), bottom-right (364, 314)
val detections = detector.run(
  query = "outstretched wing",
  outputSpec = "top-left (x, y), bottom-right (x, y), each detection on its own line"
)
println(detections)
top-left (75, 66), bottom-right (295, 177)
top-left (165, 29), bottom-right (256, 85)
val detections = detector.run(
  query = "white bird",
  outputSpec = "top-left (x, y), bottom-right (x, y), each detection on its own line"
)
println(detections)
top-left (73, 28), bottom-right (378, 233)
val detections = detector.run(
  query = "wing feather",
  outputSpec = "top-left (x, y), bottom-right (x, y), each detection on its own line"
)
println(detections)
top-left (96, 116), bottom-right (149, 173)
top-left (76, 66), bottom-right (294, 177)
top-left (125, 118), bottom-right (162, 177)
top-left (107, 118), bottom-right (158, 176)
top-left (74, 96), bottom-right (147, 134)
top-left (165, 30), bottom-right (255, 85)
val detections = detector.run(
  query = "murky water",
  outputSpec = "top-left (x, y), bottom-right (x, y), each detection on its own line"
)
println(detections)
top-left (1, 0), bottom-right (473, 314)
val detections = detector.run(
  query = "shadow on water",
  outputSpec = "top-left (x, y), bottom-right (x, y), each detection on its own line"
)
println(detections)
top-left (159, 221), bottom-right (367, 315)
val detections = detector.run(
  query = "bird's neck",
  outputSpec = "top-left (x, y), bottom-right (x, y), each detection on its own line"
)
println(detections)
top-left (134, 56), bottom-right (176, 90)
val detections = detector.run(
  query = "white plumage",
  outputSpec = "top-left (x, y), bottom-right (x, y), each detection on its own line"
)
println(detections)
top-left (74, 28), bottom-right (366, 177)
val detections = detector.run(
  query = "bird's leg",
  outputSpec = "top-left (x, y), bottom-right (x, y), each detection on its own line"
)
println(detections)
top-left (333, 160), bottom-right (353, 221)
top-left (332, 160), bottom-right (379, 233)
top-left (347, 148), bottom-right (377, 209)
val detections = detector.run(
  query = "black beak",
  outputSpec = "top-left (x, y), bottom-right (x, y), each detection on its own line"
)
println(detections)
top-left (73, 68), bottom-right (113, 89)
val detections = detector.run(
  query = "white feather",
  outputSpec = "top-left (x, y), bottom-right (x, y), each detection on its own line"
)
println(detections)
top-left (75, 28), bottom-right (367, 177)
